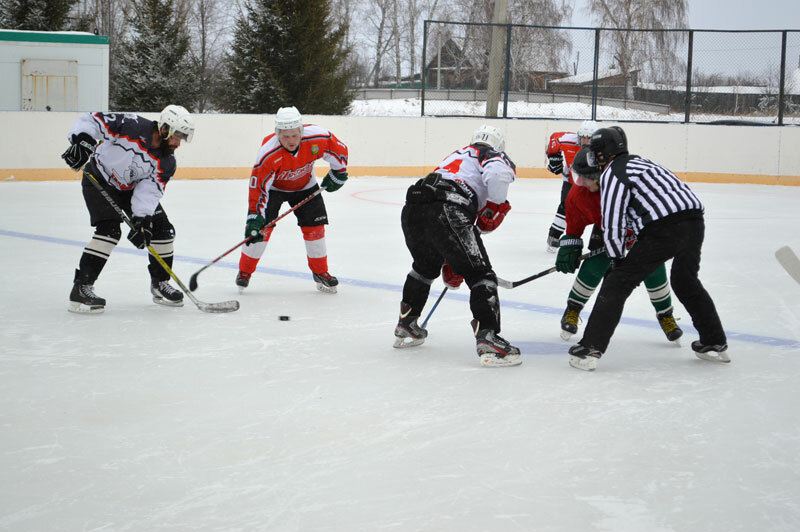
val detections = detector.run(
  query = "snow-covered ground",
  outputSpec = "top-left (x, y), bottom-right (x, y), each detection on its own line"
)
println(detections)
top-left (349, 98), bottom-right (798, 124)
top-left (1, 176), bottom-right (799, 531)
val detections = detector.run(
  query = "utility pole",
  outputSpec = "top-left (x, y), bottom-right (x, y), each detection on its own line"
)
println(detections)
top-left (485, 0), bottom-right (508, 118)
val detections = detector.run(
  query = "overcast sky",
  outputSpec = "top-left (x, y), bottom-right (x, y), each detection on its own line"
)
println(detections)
top-left (571, 0), bottom-right (800, 30)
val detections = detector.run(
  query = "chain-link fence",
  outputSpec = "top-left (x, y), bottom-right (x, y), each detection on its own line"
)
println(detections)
top-left (419, 20), bottom-right (800, 125)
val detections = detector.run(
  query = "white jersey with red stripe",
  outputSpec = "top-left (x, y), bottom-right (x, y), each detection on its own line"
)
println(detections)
top-left (248, 124), bottom-right (348, 216)
top-left (68, 112), bottom-right (176, 218)
top-left (434, 144), bottom-right (516, 210)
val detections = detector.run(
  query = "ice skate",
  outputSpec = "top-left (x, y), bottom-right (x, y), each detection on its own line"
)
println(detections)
top-left (236, 271), bottom-right (251, 293)
top-left (692, 341), bottom-right (730, 363)
top-left (568, 344), bottom-right (602, 371)
top-left (314, 272), bottom-right (338, 294)
top-left (657, 308), bottom-right (683, 345)
top-left (471, 320), bottom-right (522, 367)
top-left (151, 280), bottom-right (184, 307)
top-left (560, 300), bottom-right (582, 340)
top-left (393, 302), bottom-right (427, 348)
top-left (68, 271), bottom-right (106, 314)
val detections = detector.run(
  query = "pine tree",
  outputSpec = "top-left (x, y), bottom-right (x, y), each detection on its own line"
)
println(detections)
top-left (110, 0), bottom-right (199, 112)
top-left (220, 0), bottom-right (354, 114)
top-left (0, 0), bottom-right (75, 30)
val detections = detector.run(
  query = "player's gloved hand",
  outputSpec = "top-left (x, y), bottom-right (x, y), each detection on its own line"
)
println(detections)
top-left (555, 235), bottom-right (583, 273)
top-left (547, 152), bottom-right (564, 175)
top-left (476, 200), bottom-right (511, 233)
top-left (441, 262), bottom-right (464, 290)
top-left (245, 213), bottom-right (266, 243)
top-left (61, 133), bottom-right (97, 170)
top-left (321, 169), bottom-right (348, 192)
top-left (128, 215), bottom-right (153, 249)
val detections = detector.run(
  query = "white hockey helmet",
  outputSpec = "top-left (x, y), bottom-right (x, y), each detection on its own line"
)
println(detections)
top-left (577, 120), bottom-right (599, 142)
top-left (471, 124), bottom-right (505, 152)
top-left (158, 104), bottom-right (195, 142)
top-left (275, 106), bottom-right (303, 134)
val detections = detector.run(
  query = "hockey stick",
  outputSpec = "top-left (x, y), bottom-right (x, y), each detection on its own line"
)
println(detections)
top-left (188, 186), bottom-right (326, 292)
top-left (420, 287), bottom-right (448, 329)
top-left (84, 171), bottom-right (239, 313)
top-left (497, 237), bottom-right (635, 289)
top-left (775, 246), bottom-right (800, 285)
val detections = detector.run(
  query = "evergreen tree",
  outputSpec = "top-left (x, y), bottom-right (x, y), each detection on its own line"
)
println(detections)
top-left (221, 0), bottom-right (354, 114)
top-left (0, 0), bottom-right (75, 30)
top-left (110, 0), bottom-right (199, 112)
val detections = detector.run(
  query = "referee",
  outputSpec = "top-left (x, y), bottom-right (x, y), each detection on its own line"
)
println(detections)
top-left (568, 127), bottom-right (729, 371)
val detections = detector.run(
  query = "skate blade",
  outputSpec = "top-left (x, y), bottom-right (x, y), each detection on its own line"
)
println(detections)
top-left (68, 302), bottom-right (104, 314)
top-left (316, 284), bottom-right (338, 294)
top-left (695, 351), bottom-right (731, 363)
top-left (569, 355), bottom-right (597, 371)
top-left (479, 353), bottom-right (522, 367)
top-left (560, 330), bottom-right (575, 341)
top-left (152, 296), bottom-right (184, 307)
top-left (546, 246), bottom-right (558, 254)
top-left (237, 286), bottom-right (246, 294)
top-left (670, 338), bottom-right (682, 347)
top-left (393, 336), bottom-right (425, 348)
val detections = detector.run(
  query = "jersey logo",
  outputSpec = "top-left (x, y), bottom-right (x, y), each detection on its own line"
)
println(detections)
top-left (311, 144), bottom-right (319, 155)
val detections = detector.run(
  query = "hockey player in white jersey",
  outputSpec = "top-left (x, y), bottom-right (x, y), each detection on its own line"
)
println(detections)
top-left (393, 125), bottom-right (521, 367)
top-left (61, 105), bottom-right (195, 313)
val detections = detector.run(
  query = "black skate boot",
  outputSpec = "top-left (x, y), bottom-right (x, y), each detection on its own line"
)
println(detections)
top-left (151, 280), bottom-right (184, 307)
top-left (393, 302), bottom-right (427, 348)
top-left (471, 320), bottom-right (522, 367)
top-left (546, 228), bottom-right (562, 253)
top-left (657, 308), bottom-right (683, 344)
top-left (236, 271), bottom-right (251, 292)
top-left (68, 269), bottom-right (105, 314)
top-left (560, 300), bottom-right (583, 340)
top-left (313, 272), bottom-right (338, 294)
top-left (568, 343), bottom-right (602, 371)
top-left (691, 341), bottom-right (730, 363)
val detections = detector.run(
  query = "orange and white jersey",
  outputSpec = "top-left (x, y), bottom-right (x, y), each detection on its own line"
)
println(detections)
top-left (546, 131), bottom-right (581, 184)
top-left (248, 124), bottom-right (348, 215)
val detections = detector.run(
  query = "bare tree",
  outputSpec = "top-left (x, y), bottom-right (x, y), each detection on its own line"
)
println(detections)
top-left (186, 0), bottom-right (233, 111)
top-left (588, 0), bottom-right (688, 98)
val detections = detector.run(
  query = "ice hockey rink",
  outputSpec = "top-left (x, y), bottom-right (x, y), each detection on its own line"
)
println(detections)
top-left (1, 175), bottom-right (799, 531)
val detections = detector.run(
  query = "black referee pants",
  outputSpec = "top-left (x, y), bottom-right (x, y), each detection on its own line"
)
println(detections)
top-left (580, 210), bottom-right (726, 353)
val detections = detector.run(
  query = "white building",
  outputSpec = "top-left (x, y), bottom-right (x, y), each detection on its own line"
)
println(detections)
top-left (0, 29), bottom-right (109, 112)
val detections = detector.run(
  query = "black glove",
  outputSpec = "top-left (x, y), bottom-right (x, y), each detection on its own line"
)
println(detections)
top-left (321, 169), bottom-right (348, 192)
top-left (128, 215), bottom-right (153, 249)
top-left (61, 133), bottom-right (97, 170)
top-left (555, 235), bottom-right (583, 273)
top-left (547, 153), bottom-right (564, 175)
top-left (245, 213), bottom-right (266, 243)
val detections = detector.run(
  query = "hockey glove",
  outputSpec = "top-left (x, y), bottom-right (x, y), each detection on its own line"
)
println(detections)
top-left (441, 262), bottom-right (464, 290)
top-left (61, 133), bottom-right (97, 170)
top-left (128, 215), bottom-right (153, 249)
top-left (476, 200), bottom-right (511, 233)
top-left (555, 235), bottom-right (583, 273)
top-left (547, 153), bottom-right (564, 175)
top-left (321, 169), bottom-right (348, 192)
top-left (245, 213), bottom-right (266, 243)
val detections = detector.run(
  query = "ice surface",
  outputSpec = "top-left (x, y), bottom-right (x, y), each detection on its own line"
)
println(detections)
top-left (1, 177), bottom-right (799, 531)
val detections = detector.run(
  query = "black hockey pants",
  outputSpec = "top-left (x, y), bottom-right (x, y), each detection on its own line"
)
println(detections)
top-left (400, 174), bottom-right (503, 332)
top-left (580, 209), bottom-right (727, 353)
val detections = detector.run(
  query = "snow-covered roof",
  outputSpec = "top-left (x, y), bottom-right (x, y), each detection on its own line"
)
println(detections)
top-left (549, 67), bottom-right (629, 85)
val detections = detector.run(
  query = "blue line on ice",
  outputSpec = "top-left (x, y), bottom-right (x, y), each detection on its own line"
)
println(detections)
top-left (4, 228), bottom-right (797, 350)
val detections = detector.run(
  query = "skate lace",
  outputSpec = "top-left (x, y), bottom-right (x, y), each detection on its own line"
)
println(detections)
top-left (81, 284), bottom-right (99, 298)
top-left (156, 281), bottom-right (179, 295)
top-left (563, 309), bottom-right (581, 326)
top-left (658, 315), bottom-right (679, 333)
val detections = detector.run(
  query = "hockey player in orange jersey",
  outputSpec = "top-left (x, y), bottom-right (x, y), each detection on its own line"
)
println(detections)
top-left (544, 120), bottom-right (598, 252)
top-left (237, 106), bottom-right (349, 293)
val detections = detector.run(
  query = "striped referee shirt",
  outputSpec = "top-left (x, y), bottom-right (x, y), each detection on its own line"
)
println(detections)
top-left (599, 154), bottom-right (704, 258)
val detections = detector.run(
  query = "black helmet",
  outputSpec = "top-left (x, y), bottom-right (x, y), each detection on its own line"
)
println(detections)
top-left (572, 147), bottom-right (601, 184)
top-left (589, 127), bottom-right (628, 164)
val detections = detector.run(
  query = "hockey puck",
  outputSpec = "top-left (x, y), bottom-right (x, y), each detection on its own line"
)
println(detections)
top-left (279, 315), bottom-right (290, 321)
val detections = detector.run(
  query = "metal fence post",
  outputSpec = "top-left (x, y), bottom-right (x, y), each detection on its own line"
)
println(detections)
top-left (778, 30), bottom-right (787, 126)
top-left (421, 20), bottom-right (428, 117)
top-left (684, 30), bottom-right (694, 123)
top-left (503, 23), bottom-right (512, 118)
top-left (591, 29), bottom-right (600, 120)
